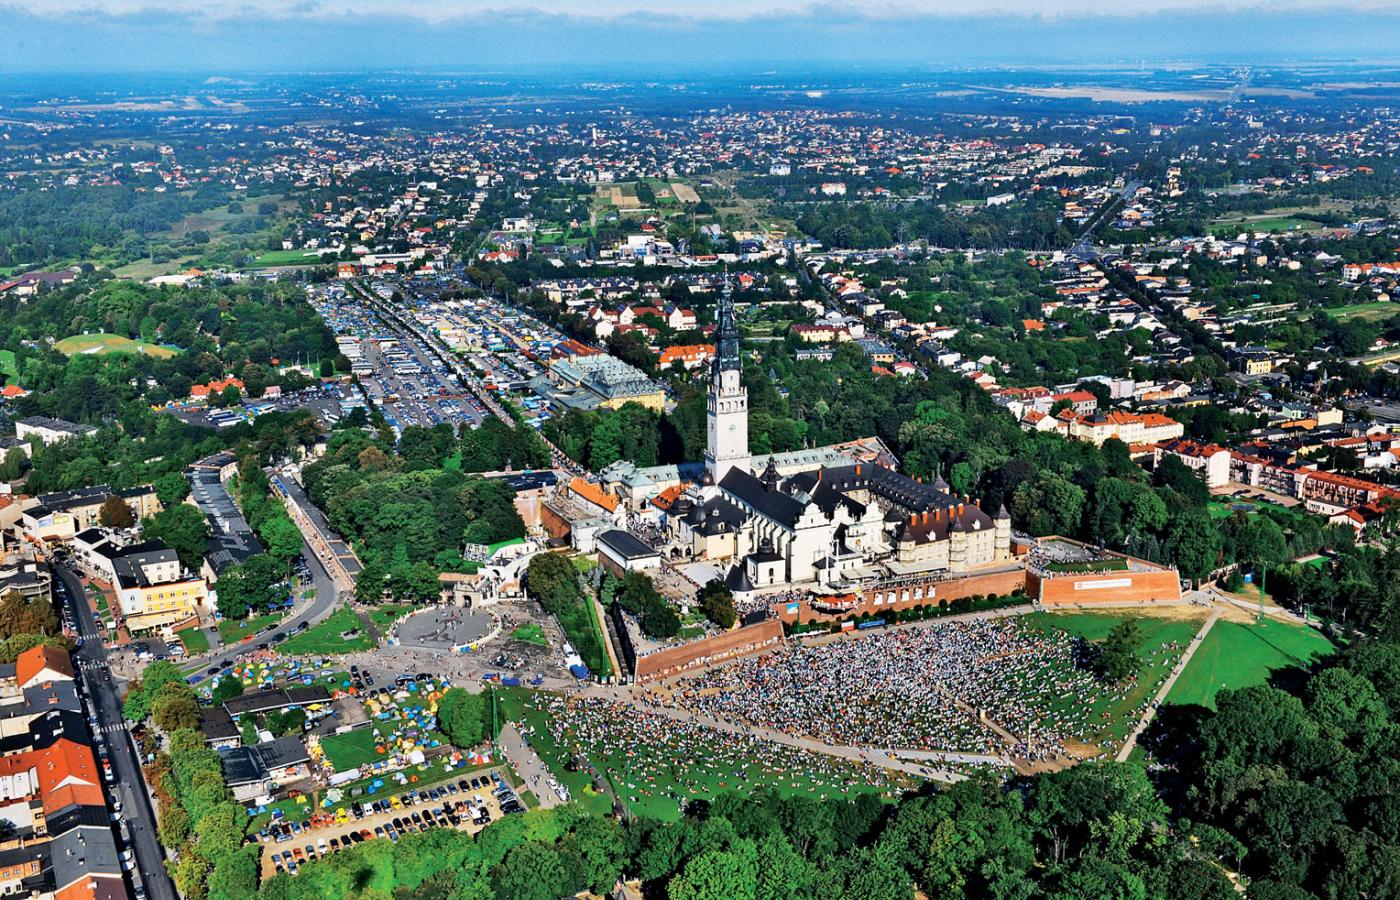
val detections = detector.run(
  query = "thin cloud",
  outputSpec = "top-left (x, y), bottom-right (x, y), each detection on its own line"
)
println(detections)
top-left (7, 0), bottom-right (1400, 23)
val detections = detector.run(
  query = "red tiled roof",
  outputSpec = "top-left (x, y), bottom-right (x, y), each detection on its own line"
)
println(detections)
top-left (568, 477), bottom-right (619, 513)
top-left (15, 645), bottom-right (72, 689)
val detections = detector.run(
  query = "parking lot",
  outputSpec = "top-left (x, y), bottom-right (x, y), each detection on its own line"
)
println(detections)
top-left (259, 768), bottom-right (525, 879)
top-left (310, 284), bottom-right (490, 437)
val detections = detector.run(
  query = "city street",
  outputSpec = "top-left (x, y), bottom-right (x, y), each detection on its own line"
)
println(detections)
top-left (55, 563), bottom-right (176, 900)
top-left (177, 534), bottom-right (341, 676)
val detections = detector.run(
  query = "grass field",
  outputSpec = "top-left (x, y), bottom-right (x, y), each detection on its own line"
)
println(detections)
top-left (279, 608), bottom-right (375, 655)
top-left (1023, 610), bottom-right (1205, 747)
top-left (1165, 618), bottom-right (1335, 710)
top-left (1046, 558), bottom-right (1129, 574)
top-left (319, 728), bottom-right (389, 770)
top-left (218, 612), bottom-right (283, 645)
top-left (251, 249), bottom-right (336, 267)
top-left (509, 690), bottom-right (906, 822)
top-left (0, 350), bottom-right (17, 383)
top-left (54, 333), bottom-right (180, 359)
top-left (509, 624), bottom-right (547, 646)
top-left (367, 604), bottom-right (414, 632)
top-left (1210, 215), bottom-right (1318, 235)
top-left (1323, 301), bottom-right (1400, 322)
top-left (175, 626), bottom-right (210, 655)
top-left (111, 256), bottom-right (201, 281)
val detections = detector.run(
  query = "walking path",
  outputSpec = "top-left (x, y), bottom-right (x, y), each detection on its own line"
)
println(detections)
top-left (1116, 610), bottom-right (1219, 762)
top-left (496, 722), bottom-right (566, 809)
top-left (593, 598), bottom-right (624, 680)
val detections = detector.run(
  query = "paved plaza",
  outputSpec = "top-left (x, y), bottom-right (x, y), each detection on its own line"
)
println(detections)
top-left (395, 607), bottom-right (496, 652)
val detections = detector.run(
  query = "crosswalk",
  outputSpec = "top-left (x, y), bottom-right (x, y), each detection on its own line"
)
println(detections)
top-left (95, 723), bottom-right (128, 735)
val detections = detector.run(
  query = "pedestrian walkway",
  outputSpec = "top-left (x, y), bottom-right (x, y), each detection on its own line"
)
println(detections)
top-left (1116, 610), bottom-right (1219, 762)
top-left (496, 722), bottom-right (565, 808)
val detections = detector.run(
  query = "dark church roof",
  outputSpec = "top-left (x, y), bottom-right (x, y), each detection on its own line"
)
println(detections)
top-left (719, 467), bottom-right (808, 528)
top-left (790, 463), bottom-right (956, 515)
top-left (684, 496), bottom-right (746, 535)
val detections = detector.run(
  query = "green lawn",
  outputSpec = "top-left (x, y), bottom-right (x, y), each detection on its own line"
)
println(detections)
top-left (175, 626), bottom-right (210, 655)
top-left (1210, 215), bottom-right (1316, 235)
top-left (279, 608), bottom-right (375, 655)
top-left (319, 728), bottom-right (389, 770)
top-left (582, 597), bottom-right (612, 678)
top-left (1046, 558), bottom-right (1128, 574)
top-left (487, 537), bottom-right (527, 555)
top-left (218, 612), bottom-right (283, 645)
top-left (1023, 611), bottom-right (1205, 747)
top-left (510, 623), bottom-right (547, 647)
top-left (54, 333), bottom-right (180, 359)
top-left (1323, 301), bottom-right (1399, 322)
top-left (367, 604), bottom-right (414, 632)
top-left (1166, 618), bottom-right (1335, 710)
top-left (251, 249), bottom-right (336, 267)
top-left (0, 350), bottom-right (17, 382)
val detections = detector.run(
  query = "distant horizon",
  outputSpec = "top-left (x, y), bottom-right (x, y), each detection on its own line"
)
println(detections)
top-left (1, 6), bottom-right (1399, 74)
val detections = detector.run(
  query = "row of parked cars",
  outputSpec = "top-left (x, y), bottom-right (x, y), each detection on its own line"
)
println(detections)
top-left (268, 773), bottom-right (524, 875)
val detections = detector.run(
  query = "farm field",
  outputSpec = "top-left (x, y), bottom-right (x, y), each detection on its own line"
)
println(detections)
top-left (54, 333), bottom-right (180, 359)
top-left (1210, 215), bottom-right (1317, 235)
top-left (111, 256), bottom-right (201, 281)
top-left (1165, 617), bottom-right (1335, 710)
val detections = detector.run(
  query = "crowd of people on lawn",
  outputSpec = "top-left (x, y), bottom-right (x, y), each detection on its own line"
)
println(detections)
top-left (524, 693), bottom-right (907, 812)
top-left (658, 618), bottom-right (1184, 763)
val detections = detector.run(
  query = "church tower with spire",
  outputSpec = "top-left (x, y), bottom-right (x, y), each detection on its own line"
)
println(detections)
top-left (705, 275), bottom-right (749, 482)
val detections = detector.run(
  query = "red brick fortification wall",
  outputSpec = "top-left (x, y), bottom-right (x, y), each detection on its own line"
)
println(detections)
top-left (539, 504), bottom-right (572, 544)
top-left (775, 567), bottom-right (1028, 626)
top-left (634, 619), bottom-right (785, 681)
top-left (1031, 568), bottom-right (1182, 606)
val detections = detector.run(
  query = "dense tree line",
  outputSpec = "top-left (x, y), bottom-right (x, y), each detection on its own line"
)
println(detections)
top-left (258, 756), bottom-right (1235, 900)
top-left (545, 402), bottom-right (662, 471)
top-left (787, 191), bottom-right (1076, 251)
top-left (302, 428), bottom-right (526, 601)
top-left (525, 552), bottom-right (609, 675)
top-left (1, 276), bottom-right (336, 423)
top-left (0, 183), bottom-right (229, 267)
top-left (1145, 638), bottom-right (1400, 898)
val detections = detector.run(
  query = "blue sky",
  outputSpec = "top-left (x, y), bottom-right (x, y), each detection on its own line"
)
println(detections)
top-left (0, 2), bottom-right (1396, 72)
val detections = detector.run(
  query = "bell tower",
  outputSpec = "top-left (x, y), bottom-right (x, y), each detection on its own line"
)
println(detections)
top-left (706, 276), bottom-right (749, 482)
